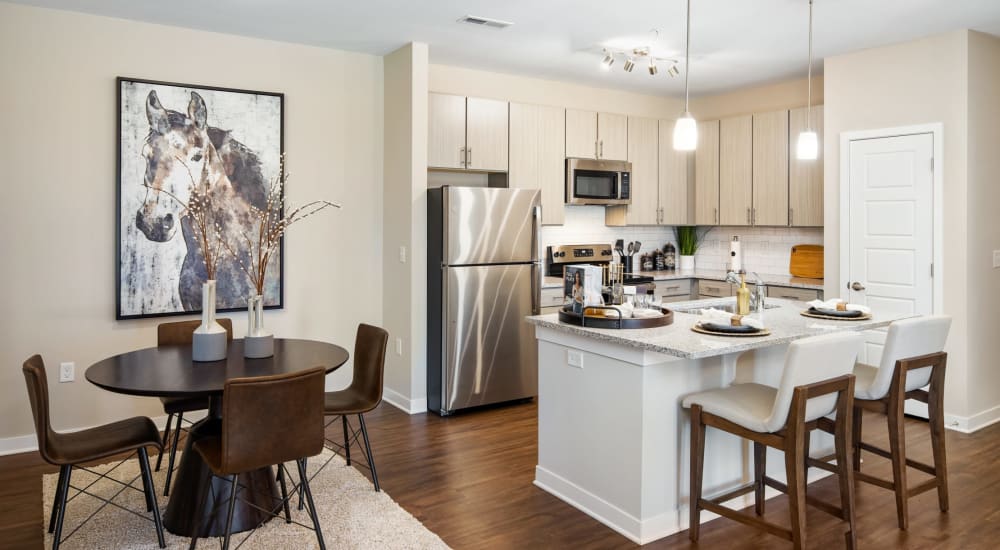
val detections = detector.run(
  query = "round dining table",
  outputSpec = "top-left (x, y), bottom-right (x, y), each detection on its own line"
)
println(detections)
top-left (85, 338), bottom-right (349, 538)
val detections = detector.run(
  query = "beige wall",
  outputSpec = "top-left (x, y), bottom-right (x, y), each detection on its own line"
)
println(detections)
top-left (692, 76), bottom-right (824, 119)
top-left (0, 3), bottom-right (384, 443)
top-left (823, 30), bottom-right (971, 419)
top-left (965, 31), bottom-right (1000, 421)
top-left (382, 43), bottom-right (429, 412)
top-left (430, 64), bottom-right (682, 119)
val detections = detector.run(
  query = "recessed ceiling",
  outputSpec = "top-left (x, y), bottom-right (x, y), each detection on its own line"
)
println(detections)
top-left (11, 0), bottom-right (1000, 96)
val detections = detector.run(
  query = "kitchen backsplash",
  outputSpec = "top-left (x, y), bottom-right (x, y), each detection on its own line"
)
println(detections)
top-left (540, 206), bottom-right (824, 277)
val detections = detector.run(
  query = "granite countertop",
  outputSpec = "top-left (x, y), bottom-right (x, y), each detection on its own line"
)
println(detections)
top-left (526, 297), bottom-right (907, 360)
top-left (542, 271), bottom-right (824, 290)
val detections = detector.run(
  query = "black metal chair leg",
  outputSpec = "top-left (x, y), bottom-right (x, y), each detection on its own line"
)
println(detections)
top-left (341, 416), bottom-right (352, 466)
top-left (188, 470), bottom-right (212, 550)
top-left (164, 412), bottom-right (183, 496)
top-left (298, 457), bottom-right (307, 511)
top-left (138, 448), bottom-right (166, 548)
top-left (222, 474), bottom-right (240, 550)
top-left (51, 464), bottom-right (72, 550)
top-left (156, 413), bottom-right (174, 471)
top-left (297, 459), bottom-right (326, 550)
top-left (48, 465), bottom-right (67, 533)
top-left (276, 464), bottom-right (292, 523)
top-left (358, 414), bottom-right (380, 492)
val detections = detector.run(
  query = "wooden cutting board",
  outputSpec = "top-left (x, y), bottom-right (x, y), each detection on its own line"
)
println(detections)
top-left (789, 245), bottom-right (824, 279)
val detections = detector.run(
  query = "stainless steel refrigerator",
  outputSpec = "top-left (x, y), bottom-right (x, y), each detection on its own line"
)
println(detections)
top-left (427, 186), bottom-right (541, 415)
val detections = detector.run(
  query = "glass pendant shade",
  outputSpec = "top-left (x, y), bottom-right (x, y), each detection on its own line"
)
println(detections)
top-left (673, 114), bottom-right (698, 151)
top-left (796, 130), bottom-right (819, 160)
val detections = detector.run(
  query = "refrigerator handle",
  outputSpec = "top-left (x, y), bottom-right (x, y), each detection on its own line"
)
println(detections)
top-left (531, 204), bottom-right (541, 262)
top-left (531, 262), bottom-right (541, 315)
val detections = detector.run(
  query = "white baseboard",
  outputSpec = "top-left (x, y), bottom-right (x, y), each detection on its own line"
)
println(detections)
top-left (945, 404), bottom-right (1000, 434)
top-left (534, 465), bottom-right (833, 545)
top-left (0, 413), bottom-right (200, 457)
top-left (382, 387), bottom-right (427, 415)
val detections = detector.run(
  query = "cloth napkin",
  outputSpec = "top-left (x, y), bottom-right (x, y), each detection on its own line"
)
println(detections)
top-left (632, 308), bottom-right (664, 319)
top-left (806, 298), bottom-right (871, 314)
top-left (698, 308), bottom-right (764, 329)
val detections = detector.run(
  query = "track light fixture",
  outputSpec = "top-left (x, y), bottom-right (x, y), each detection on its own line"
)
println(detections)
top-left (648, 58), bottom-right (658, 75)
top-left (600, 50), bottom-right (615, 70)
top-left (667, 64), bottom-right (680, 77)
top-left (623, 57), bottom-right (636, 72)
top-left (597, 30), bottom-right (678, 78)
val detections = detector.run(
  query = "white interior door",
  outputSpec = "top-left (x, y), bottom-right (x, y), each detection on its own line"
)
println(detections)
top-left (845, 133), bottom-right (934, 366)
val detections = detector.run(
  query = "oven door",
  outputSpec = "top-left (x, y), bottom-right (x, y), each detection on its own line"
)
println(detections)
top-left (565, 158), bottom-right (631, 205)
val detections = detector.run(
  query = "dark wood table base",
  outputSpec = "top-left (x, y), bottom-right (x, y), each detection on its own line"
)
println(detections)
top-left (162, 399), bottom-right (279, 537)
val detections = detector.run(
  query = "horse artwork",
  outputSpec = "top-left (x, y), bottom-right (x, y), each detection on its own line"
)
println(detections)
top-left (117, 78), bottom-right (284, 319)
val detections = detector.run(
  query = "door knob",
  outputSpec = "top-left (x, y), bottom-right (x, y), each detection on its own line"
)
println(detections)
top-left (850, 282), bottom-right (866, 291)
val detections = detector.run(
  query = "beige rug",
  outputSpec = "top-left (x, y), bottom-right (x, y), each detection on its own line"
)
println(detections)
top-left (43, 449), bottom-right (449, 549)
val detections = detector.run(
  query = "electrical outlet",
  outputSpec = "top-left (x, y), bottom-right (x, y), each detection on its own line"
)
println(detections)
top-left (567, 350), bottom-right (584, 368)
top-left (399, 246), bottom-right (407, 263)
top-left (395, 337), bottom-right (403, 356)
top-left (993, 250), bottom-right (1000, 268)
top-left (59, 362), bottom-right (75, 383)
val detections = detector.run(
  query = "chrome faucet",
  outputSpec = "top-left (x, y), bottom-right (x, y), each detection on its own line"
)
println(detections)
top-left (750, 272), bottom-right (766, 312)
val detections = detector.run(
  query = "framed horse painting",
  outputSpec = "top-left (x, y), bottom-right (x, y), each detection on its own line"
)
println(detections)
top-left (116, 77), bottom-right (284, 319)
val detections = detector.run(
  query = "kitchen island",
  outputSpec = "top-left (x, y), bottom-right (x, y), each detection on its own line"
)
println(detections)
top-left (525, 298), bottom-right (908, 544)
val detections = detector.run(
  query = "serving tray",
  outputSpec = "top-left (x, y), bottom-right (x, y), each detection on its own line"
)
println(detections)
top-left (691, 324), bottom-right (772, 337)
top-left (558, 306), bottom-right (674, 329)
top-left (800, 309), bottom-right (872, 321)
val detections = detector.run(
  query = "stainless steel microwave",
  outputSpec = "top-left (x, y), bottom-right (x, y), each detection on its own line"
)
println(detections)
top-left (565, 158), bottom-right (631, 205)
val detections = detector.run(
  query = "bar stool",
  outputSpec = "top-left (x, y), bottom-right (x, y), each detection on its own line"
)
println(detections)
top-left (822, 315), bottom-right (951, 530)
top-left (683, 332), bottom-right (863, 550)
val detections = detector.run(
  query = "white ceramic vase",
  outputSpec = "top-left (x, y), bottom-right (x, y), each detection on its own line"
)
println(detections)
top-left (192, 280), bottom-right (227, 362)
top-left (679, 254), bottom-right (696, 272)
top-left (244, 294), bottom-right (274, 358)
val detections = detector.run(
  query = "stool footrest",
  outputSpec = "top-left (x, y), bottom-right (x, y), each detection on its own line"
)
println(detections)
top-left (855, 471), bottom-right (896, 490)
top-left (706, 482), bottom-right (757, 505)
top-left (763, 476), bottom-right (846, 520)
top-left (857, 441), bottom-right (937, 476)
top-left (699, 499), bottom-right (793, 542)
top-left (908, 478), bottom-right (941, 497)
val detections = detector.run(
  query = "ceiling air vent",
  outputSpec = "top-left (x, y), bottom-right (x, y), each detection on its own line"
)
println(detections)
top-left (457, 15), bottom-right (514, 29)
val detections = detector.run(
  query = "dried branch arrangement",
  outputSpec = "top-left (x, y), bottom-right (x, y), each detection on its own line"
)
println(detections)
top-left (144, 159), bottom-right (226, 279)
top-left (220, 156), bottom-right (341, 296)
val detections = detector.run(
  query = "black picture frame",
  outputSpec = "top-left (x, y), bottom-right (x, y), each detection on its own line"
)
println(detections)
top-left (116, 77), bottom-right (285, 320)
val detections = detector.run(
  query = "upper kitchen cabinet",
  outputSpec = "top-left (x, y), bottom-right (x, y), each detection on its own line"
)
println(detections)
top-left (719, 114), bottom-right (753, 226)
top-left (428, 93), bottom-right (508, 171)
top-left (606, 116), bottom-right (658, 226)
top-left (565, 109), bottom-right (627, 160)
top-left (752, 109), bottom-right (789, 226)
top-left (659, 119), bottom-right (691, 225)
top-left (789, 105), bottom-right (824, 226)
top-left (510, 102), bottom-right (566, 225)
top-left (598, 112), bottom-right (628, 161)
top-left (693, 120), bottom-right (720, 225)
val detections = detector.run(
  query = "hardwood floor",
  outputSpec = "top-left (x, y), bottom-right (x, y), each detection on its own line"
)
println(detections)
top-left (2, 402), bottom-right (998, 549)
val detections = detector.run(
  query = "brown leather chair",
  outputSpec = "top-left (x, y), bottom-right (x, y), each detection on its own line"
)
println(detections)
top-left (156, 318), bottom-right (233, 496)
top-left (23, 355), bottom-right (165, 550)
top-left (323, 323), bottom-right (388, 491)
top-left (189, 367), bottom-right (327, 550)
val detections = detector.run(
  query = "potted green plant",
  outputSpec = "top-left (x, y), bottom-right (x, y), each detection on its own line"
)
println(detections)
top-left (674, 226), bottom-right (707, 271)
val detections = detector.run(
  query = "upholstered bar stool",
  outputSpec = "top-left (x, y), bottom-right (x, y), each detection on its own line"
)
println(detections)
top-left (156, 318), bottom-right (234, 496)
top-left (683, 332), bottom-right (863, 550)
top-left (821, 315), bottom-right (951, 530)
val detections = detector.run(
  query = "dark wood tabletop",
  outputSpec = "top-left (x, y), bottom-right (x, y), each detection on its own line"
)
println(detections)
top-left (85, 338), bottom-right (349, 398)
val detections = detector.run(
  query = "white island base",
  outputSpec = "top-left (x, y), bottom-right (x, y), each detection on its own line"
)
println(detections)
top-left (529, 300), bottom-right (902, 545)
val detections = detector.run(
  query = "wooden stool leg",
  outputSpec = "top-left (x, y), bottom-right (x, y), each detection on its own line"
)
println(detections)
top-left (753, 441), bottom-right (766, 516)
top-left (689, 405), bottom-right (706, 542)
top-left (928, 377), bottom-right (950, 513)
top-left (851, 407), bottom-right (863, 471)
top-left (836, 410), bottom-right (858, 550)
top-left (785, 418), bottom-right (808, 549)
top-left (887, 401), bottom-right (909, 530)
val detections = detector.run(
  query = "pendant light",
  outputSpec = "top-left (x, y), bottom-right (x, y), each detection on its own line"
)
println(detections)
top-left (673, 0), bottom-right (697, 151)
top-left (796, 0), bottom-right (818, 160)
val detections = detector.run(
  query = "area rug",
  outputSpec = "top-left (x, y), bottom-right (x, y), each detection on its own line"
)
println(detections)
top-left (42, 449), bottom-right (450, 549)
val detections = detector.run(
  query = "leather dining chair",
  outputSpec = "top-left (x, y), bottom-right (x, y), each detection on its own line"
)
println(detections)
top-left (23, 355), bottom-right (166, 550)
top-left (683, 332), bottom-right (862, 550)
top-left (323, 323), bottom-right (388, 491)
top-left (189, 367), bottom-right (328, 550)
top-left (156, 318), bottom-right (234, 496)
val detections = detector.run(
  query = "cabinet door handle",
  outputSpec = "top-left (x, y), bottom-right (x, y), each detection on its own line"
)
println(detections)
top-left (752, 208), bottom-right (756, 225)
top-left (467, 147), bottom-right (472, 167)
top-left (595, 141), bottom-right (598, 158)
top-left (460, 146), bottom-right (466, 168)
top-left (746, 208), bottom-right (751, 224)
top-left (600, 140), bottom-right (604, 158)
top-left (666, 285), bottom-right (680, 290)
top-left (789, 207), bottom-right (793, 226)
top-left (714, 208), bottom-right (718, 225)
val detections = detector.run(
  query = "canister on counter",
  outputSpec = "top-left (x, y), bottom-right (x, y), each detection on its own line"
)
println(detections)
top-left (654, 249), bottom-right (665, 271)
top-left (663, 243), bottom-right (677, 270)
top-left (641, 254), bottom-right (654, 271)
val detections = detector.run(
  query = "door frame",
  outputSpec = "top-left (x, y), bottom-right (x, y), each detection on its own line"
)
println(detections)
top-left (838, 123), bottom-right (944, 314)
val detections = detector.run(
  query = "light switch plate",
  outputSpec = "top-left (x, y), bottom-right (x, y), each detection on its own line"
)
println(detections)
top-left (399, 246), bottom-right (407, 263)
top-left (567, 350), bottom-right (584, 368)
top-left (993, 250), bottom-right (1000, 268)
top-left (395, 337), bottom-right (403, 356)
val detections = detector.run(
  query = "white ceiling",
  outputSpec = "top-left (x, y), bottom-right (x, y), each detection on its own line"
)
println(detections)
top-left (13, 0), bottom-right (1000, 96)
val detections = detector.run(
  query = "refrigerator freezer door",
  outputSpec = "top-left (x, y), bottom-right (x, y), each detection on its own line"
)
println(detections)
top-left (443, 187), bottom-right (540, 265)
top-left (443, 263), bottom-right (538, 413)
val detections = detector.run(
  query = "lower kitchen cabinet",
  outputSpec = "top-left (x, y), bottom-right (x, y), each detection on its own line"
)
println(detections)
top-left (765, 285), bottom-right (822, 301)
top-left (657, 279), bottom-right (694, 303)
top-left (697, 279), bottom-right (735, 298)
